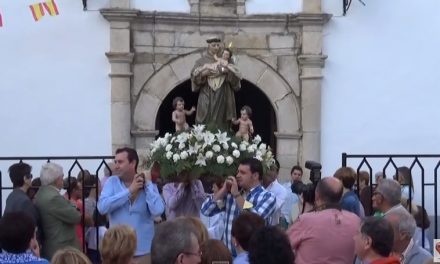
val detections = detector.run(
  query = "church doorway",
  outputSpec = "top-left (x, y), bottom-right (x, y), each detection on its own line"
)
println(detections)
top-left (155, 79), bottom-right (277, 152)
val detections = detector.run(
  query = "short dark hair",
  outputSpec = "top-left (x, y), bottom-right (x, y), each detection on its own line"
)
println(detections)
top-left (361, 217), bottom-right (395, 257)
top-left (358, 171), bottom-right (370, 186)
top-left (290, 165), bottom-right (303, 175)
top-left (231, 212), bottom-right (265, 251)
top-left (0, 212), bottom-right (36, 253)
top-left (334, 167), bottom-right (356, 189)
top-left (172, 97), bottom-right (184, 109)
top-left (248, 226), bottom-right (294, 264)
top-left (115, 147), bottom-right (139, 170)
top-left (316, 178), bottom-right (343, 204)
top-left (64, 176), bottom-right (80, 195)
top-left (273, 159), bottom-right (280, 173)
top-left (239, 158), bottom-right (263, 180)
top-left (223, 48), bottom-right (233, 63)
top-left (292, 181), bottom-right (315, 205)
top-left (241, 105), bottom-right (252, 117)
top-left (8, 162), bottom-right (32, 188)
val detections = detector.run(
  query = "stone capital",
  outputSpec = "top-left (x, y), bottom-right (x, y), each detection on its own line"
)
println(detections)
top-left (100, 8), bottom-right (139, 22)
top-left (298, 54), bottom-right (327, 68)
top-left (295, 13), bottom-right (331, 26)
top-left (106, 52), bottom-right (135, 63)
top-left (131, 130), bottom-right (160, 137)
top-left (274, 132), bottom-right (303, 140)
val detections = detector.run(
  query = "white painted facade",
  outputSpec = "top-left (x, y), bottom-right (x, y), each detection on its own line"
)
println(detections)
top-left (1, 0), bottom-right (440, 206)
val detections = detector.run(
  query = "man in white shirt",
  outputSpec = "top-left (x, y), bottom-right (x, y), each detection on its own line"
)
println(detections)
top-left (263, 160), bottom-right (286, 226)
top-left (280, 165), bottom-right (303, 225)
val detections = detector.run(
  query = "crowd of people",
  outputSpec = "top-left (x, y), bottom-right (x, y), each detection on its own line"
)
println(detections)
top-left (0, 147), bottom-right (436, 264)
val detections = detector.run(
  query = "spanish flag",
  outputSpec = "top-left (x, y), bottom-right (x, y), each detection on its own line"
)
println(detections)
top-left (43, 0), bottom-right (59, 16)
top-left (30, 3), bottom-right (45, 21)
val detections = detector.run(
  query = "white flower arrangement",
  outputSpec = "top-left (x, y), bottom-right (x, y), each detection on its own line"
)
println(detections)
top-left (147, 124), bottom-right (276, 180)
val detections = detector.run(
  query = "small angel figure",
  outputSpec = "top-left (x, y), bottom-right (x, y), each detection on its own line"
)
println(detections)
top-left (172, 97), bottom-right (196, 132)
top-left (232, 105), bottom-right (254, 141)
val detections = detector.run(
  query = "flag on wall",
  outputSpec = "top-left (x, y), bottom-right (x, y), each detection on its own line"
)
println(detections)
top-left (0, 12), bottom-right (3, 27)
top-left (43, 0), bottom-right (59, 16)
top-left (30, 3), bottom-right (45, 21)
top-left (30, 0), bottom-right (59, 22)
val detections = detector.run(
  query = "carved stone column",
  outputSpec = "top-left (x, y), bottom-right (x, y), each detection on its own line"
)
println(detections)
top-left (298, 0), bottom-right (331, 164)
top-left (102, 9), bottom-right (137, 152)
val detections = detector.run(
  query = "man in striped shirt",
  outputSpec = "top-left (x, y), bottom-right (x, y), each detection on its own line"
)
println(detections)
top-left (201, 158), bottom-right (276, 255)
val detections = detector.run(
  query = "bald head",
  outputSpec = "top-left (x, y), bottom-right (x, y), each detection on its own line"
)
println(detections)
top-left (316, 177), bottom-right (343, 205)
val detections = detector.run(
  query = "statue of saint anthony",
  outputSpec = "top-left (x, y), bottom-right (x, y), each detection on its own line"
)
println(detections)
top-left (191, 37), bottom-right (242, 129)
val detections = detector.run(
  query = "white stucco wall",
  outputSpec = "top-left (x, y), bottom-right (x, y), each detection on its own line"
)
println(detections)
top-left (130, 0), bottom-right (301, 14)
top-left (246, 0), bottom-right (301, 14)
top-left (131, 0), bottom-right (190, 12)
top-left (322, 0), bottom-right (440, 207)
top-left (0, 0), bottom-right (111, 157)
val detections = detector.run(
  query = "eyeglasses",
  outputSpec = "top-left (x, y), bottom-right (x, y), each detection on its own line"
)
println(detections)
top-left (183, 250), bottom-right (202, 257)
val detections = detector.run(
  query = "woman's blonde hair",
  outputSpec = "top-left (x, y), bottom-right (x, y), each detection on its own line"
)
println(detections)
top-left (51, 247), bottom-right (91, 264)
top-left (100, 225), bottom-right (137, 264)
top-left (176, 216), bottom-right (209, 245)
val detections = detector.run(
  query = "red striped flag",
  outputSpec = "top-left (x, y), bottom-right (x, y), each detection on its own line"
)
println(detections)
top-left (43, 0), bottom-right (59, 16)
top-left (30, 3), bottom-right (45, 22)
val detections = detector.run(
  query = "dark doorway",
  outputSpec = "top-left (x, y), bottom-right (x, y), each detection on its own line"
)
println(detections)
top-left (155, 79), bottom-right (277, 152)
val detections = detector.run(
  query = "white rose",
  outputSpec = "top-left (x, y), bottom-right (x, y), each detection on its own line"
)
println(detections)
top-left (231, 142), bottom-right (238, 149)
top-left (226, 156), bottom-right (234, 165)
top-left (247, 145), bottom-right (254, 153)
top-left (179, 143), bottom-right (185, 150)
top-left (166, 151), bottom-right (173, 159)
top-left (267, 150), bottom-right (273, 158)
top-left (205, 151), bottom-right (214, 159)
top-left (222, 143), bottom-right (229, 150)
top-left (217, 155), bottom-right (225, 164)
top-left (212, 144), bottom-right (221, 153)
top-left (232, 150), bottom-right (240, 158)
top-left (173, 154), bottom-right (180, 162)
top-left (165, 144), bottom-right (172, 152)
top-left (239, 143), bottom-right (247, 151)
top-left (259, 143), bottom-right (267, 150)
top-left (180, 151), bottom-right (188, 160)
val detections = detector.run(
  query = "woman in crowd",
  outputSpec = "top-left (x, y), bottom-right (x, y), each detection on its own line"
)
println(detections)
top-left (0, 212), bottom-right (49, 264)
top-left (100, 225), bottom-right (137, 264)
top-left (51, 247), bottom-right (91, 264)
top-left (200, 239), bottom-right (232, 264)
top-left (397, 166), bottom-right (414, 200)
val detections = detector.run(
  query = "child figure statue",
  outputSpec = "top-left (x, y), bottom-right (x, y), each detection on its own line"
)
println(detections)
top-left (232, 105), bottom-right (254, 141)
top-left (172, 97), bottom-right (196, 132)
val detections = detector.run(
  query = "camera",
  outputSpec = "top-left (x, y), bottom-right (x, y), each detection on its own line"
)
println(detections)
top-left (305, 160), bottom-right (322, 185)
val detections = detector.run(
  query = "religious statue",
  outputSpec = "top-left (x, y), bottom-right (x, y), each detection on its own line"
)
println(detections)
top-left (232, 105), bottom-right (254, 141)
top-left (171, 97), bottom-right (196, 132)
top-left (191, 37), bottom-right (242, 129)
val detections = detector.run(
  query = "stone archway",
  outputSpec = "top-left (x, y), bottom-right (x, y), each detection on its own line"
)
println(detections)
top-left (132, 52), bottom-right (301, 178)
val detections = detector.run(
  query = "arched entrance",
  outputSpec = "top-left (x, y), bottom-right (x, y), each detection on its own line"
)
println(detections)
top-left (132, 53), bottom-right (302, 179)
top-left (156, 79), bottom-right (277, 151)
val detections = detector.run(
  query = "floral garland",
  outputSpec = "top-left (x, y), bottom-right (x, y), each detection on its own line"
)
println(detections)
top-left (147, 124), bottom-right (275, 180)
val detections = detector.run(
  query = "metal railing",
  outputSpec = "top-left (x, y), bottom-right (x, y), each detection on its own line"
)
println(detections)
top-left (342, 153), bottom-right (440, 248)
top-left (0, 156), bottom-right (114, 254)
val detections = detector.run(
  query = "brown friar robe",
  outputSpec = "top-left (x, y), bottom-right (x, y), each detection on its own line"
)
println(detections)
top-left (191, 52), bottom-right (241, 129)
